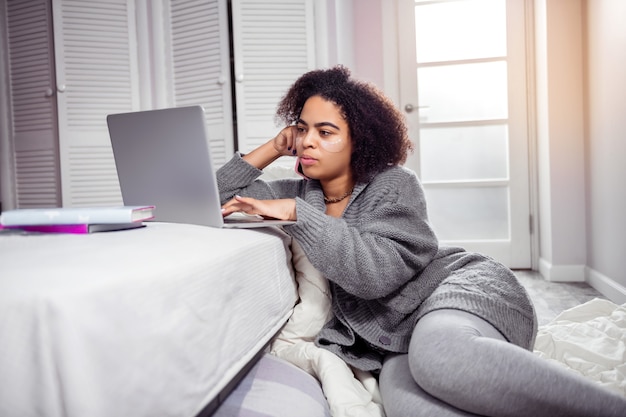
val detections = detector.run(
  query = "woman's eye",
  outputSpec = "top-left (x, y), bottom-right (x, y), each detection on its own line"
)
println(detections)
top-left (296, 126), bottom-right (306, 133)
top-left (319, 130), bottom-right (331, 137)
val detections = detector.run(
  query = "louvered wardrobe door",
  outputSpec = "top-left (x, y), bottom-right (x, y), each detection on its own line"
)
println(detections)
top-left (52, 0), bottom-right (140, 207)
top-left (166, 0), bottom-right (234, 168)
top-left (231, 0), bottom-right (316, 167)
top-left (5, 0), bottom-right (60, 208)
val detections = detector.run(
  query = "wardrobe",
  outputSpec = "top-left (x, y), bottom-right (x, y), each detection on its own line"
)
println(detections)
top-left (1, 0), bottom-right (318, 208)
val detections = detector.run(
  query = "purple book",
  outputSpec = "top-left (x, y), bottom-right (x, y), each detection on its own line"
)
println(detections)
top-left (0, 223), bottom-right (145, 234)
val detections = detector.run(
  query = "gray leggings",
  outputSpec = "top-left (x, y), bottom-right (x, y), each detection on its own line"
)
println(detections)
top-left (379, 309), bottom-right (626, 417)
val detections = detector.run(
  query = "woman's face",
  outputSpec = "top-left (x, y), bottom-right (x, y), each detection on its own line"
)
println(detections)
top-left (295, 95), bottom-right (353, 183)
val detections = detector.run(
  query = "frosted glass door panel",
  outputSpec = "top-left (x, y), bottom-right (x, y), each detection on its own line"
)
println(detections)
top-left (398, 0), bottom-right (531, 267)
top-left (418, 61), bottom-right (508, 123)
top-left (424, 187), bottom-right (509, 240)
top-left (420, 125), bottom-right (509, 182)
top-left (415, 0), bottom-right (506, 63)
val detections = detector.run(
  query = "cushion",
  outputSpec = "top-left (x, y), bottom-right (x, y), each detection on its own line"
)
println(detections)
top-left (213, 353), bottom-right (330, 417)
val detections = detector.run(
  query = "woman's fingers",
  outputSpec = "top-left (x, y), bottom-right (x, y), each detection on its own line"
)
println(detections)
top-left (284, 125), bottom-right (298, 155)
top-left (234, 195), bottom-right (257, 211)
top-left (221, 196), bottom-right (296, 221)
top-left (221, 195), bottom-right (260, 217)
top-left (272, 126), bottom-right (298, 156)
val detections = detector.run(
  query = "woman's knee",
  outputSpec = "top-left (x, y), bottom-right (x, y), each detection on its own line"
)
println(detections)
top-left (407, 309), bottom-right (505, 396)
top-left (381, 353), bottom-right (481, 417)
top-left (380, 354), bottom-right (417, 416)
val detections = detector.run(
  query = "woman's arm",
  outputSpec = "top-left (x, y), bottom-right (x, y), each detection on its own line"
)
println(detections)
top-left (216, 126), bottom-right (299, 201)
top-left (242, 126), bottom-right (298, 169)
top-left (216, 139), bottom-right (303, 220)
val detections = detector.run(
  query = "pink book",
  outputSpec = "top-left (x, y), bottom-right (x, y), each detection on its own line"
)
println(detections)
top-left (0, 223), bottom-right (145, 234)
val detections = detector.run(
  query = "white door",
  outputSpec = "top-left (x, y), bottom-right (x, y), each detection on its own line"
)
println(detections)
top-left (52, 0), bottom-right (140, 207)
top-left (397, 0), bottom-right (531, 268)
top-left (4, 0), bottom-right (60, 208)
top-left (231, 0), bottom-right (316, 168)
top-left (163, 0), bottom-right (235, 168)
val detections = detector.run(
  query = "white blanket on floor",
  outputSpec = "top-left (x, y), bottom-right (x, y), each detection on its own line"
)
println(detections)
top-left (270, 240), bottom-right (385, 417)
top-left (533, 298), bottom-right (626, 397)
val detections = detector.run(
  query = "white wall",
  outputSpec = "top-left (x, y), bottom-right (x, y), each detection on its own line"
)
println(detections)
top-left (319, 0), bottom-right (355, 71)
top-left (351, 0), bottom-right (385, 86)
top-left (534, 0), bottom-right (587, 282)
top-left (583, 0), bottom-right (626, 303)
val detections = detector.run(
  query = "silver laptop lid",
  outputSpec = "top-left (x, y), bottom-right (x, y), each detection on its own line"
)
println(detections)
top-left (107, 106), bottom-right (225, 227)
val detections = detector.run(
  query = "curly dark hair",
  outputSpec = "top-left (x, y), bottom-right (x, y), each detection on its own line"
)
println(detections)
top-left (275, 65), bottom-right (413, 183)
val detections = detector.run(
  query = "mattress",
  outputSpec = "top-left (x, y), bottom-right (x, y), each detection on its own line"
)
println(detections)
top-left (0, 222), bottom-right (297, 417)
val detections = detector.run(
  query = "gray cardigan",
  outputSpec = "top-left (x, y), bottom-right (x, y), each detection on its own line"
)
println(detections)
top-left (217, 154), bottom-right (537, 371)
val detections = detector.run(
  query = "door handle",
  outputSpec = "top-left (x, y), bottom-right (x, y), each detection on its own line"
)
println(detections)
top-left (404, 104), bottom-right (430, 113)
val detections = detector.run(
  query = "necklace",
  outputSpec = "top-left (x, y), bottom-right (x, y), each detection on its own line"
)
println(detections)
top-left (323, 188), bottom-right (353, 204)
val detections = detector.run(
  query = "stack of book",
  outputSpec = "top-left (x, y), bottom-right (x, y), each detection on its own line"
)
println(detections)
top-left (0, 205), bottom-right (155, 234)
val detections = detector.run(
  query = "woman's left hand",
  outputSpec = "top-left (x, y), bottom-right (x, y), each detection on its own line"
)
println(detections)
top-left (222, 195), bottom-right (297, 221)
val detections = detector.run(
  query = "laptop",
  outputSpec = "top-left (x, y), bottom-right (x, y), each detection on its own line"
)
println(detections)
top-left (106, 105), bottom-right (295, 228)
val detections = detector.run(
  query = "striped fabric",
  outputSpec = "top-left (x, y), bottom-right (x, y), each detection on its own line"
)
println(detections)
top-left (214, 354), bottom-right (330, 417)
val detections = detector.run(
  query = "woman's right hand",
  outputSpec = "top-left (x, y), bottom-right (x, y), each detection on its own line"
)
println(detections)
top-left (272, 125), bottom-right (299, 157)
top-left (242, 126), bottom-right (298, 169)
top-left (222, 195), bottom-right (297, 221)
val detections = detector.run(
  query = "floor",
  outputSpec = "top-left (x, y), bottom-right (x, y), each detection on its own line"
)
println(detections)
top-left (514, 269), bottom-right (606, 326)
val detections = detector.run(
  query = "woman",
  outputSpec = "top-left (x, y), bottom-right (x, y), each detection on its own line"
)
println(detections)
top-left (217, 66), bottom-right (626, 416)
